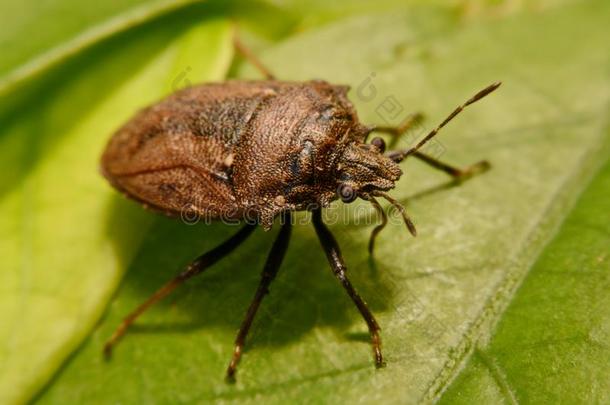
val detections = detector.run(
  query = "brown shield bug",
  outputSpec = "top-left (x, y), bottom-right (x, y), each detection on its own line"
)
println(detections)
top-left (100, 36), bottom-right (500, 380)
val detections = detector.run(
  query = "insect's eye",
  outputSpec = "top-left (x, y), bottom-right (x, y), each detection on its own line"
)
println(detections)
top-left (370, 137), bottom-right (386, 153)
top-left (337, 183), bottom-right (357, 203)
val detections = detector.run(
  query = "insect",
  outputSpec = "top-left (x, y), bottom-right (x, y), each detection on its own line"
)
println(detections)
top-left (100, 36), bottom-right (500, 380)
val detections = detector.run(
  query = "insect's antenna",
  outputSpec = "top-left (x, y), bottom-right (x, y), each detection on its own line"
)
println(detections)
top-left (362, 194), bottom-right (388, 255)
top-left (372, 191), bottom-right (417, 237)
top-left (392, 82), bottom-right (501, 163)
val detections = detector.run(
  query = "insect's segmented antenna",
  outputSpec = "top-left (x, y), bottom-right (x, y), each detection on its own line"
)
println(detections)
top-left (391, 82), bottom-right (501, 163)
top-left (372, 191), bottom-right (417, 237)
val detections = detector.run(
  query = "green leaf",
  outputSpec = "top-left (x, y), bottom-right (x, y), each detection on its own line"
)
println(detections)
top-left (438, 159), bottom-right (610, 404)
top-left (0, 14), bottom-right (233, 405)
top-left (0, 0), bottom-right (204, 95)
top-left (29, 1), bottom-right (610, 403)
top-left (256, 0), bottom-right (584, 31)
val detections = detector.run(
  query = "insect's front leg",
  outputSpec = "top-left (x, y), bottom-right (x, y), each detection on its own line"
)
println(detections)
top-left (372, 112), bottom-right (424, 148)
top-left (311, 208), bottom-right (384, 368)
top-left (226, 211), bottom-right (292, 381)
top-left (389, 150), bottom-right (490, 181)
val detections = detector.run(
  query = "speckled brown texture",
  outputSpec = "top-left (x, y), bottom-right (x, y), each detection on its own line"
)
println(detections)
top-left (101, 79), bottom-right (401, 229)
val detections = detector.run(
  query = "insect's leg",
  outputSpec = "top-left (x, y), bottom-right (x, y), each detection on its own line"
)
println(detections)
top-left (103, 223), bottom-right (256, 357)
top-left (372, 112), bottom-right (424, 147)
top-left (311, 208), bottom-right (384, 368)
top-left (387, 149), bottom-right (490, 180)
top-left (226, 212), bottom-right (292, 381)
top-left (233, 35), bottom-right (276, 80)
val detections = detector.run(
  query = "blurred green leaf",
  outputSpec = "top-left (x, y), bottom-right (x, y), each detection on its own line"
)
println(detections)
top-left (439, 156), bottom-right (610, 404)
top-left (0, 13), bottom-right (233, 405)
top-left (1, 0), bottom-right (572, 97)
top-left (27, 1), bottom-right (609, 404)
top-left (0, 0), bottom-right (205, 94)
top-left (257, 0), bottom-right (583, 30)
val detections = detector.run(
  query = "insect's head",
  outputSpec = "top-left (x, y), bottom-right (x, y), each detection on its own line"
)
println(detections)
top-left (335, 135), bottom-right (400, 203)
top-left (332, 81), bottom-right (502, 239)
top-left (333, 132), bottom-right (418, 237)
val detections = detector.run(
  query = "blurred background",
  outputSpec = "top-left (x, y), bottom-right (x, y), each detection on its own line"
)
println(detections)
top-left (1, 1), bottom-right (608, 404)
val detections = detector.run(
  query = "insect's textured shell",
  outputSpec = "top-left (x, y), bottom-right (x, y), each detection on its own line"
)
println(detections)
top-left (101, 80), bottom-right (373, 229)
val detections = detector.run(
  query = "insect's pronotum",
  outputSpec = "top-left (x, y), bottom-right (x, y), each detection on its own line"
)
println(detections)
top-left (101, 36), bottom-right (500, 380)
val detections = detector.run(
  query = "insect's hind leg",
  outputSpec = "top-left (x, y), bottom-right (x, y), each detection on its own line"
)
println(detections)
top-left (233, 35), bottom-right (276, 80)
top-left (226, 212), bottom-right (292, 381)
top-left (103, 223), bottom-right (256, 357)
top-left (312, 208), bottom-right (384, 368)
